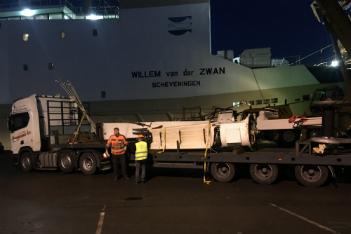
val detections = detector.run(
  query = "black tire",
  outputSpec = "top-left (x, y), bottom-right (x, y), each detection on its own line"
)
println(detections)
top-left (249, 164), bottom-right (278, 185)
top-left (58, 152), bottom-right (75, 173)
top-left (279, 130), bottom-right (298, 148)
top-left (19, 152), bottom-right (34, 172)
top-left (295, 165), bottom-right (329, 187)
top-left (210, 162), bottom-right (235, 182)
top-left (79, 153), bottom-right (97, 175)
top-left (309, 129), bottom-right (321, 138)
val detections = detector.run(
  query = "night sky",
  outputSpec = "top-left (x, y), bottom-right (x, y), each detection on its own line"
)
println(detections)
top-left (210, 0), bottom-right (334, 65)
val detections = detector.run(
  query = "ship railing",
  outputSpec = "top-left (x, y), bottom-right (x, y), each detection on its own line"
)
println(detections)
top-left (0, 0), bottom-right (119, 18)
top-left (272, 55), bottom-right (301, 66)
top-left (0, 0), bottom-right (76, 12)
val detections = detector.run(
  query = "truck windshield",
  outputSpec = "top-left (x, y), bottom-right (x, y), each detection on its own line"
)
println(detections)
top-left (8, 113), bottom-right (30, 132)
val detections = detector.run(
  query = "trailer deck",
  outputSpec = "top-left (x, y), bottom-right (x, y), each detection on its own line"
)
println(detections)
top-left (150, 146), bottom-right (351, 167)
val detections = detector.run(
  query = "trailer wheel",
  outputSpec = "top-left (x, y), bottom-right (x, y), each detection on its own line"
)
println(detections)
top-left (210, 162), bottom-right (235, 182)
top-left (79, 153), bottom-right (97, 175)
top-left (249, 164), bottom-right (278, 185)
top-left (20, 152), bottom-right (33, 172)
top-left (295, 165), bottom-right (328, 187)
top-left (58, 152), bottom-right (74, 173)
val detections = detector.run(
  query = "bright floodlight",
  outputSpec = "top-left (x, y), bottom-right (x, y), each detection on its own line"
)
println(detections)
top-left (331, 60), bottom-right (339, 67)
top-left (86, 14), bottom-right (103, 20)
top-left (22, 9), bottom-right (35, 16)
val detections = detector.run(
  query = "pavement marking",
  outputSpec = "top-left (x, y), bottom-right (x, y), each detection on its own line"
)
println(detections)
top-left (95, 205), bottom-right (106, 234)
top-left (269, 203), bottom-right (341, 234)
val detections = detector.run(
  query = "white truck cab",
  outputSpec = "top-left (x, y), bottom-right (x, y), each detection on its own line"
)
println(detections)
top-left (9, 94), bottom-right (42, 155)
top-left (8, 94), bottom-right (110, 174)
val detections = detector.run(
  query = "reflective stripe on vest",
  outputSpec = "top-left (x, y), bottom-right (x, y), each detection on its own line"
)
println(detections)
top-left (135, 141), bottom-right (148, 161)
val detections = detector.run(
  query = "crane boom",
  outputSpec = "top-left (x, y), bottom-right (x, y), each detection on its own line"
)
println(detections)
top-left (314, 0), bottom-right (351, 55)
top-left (312, 0), bottom-right (351, 99)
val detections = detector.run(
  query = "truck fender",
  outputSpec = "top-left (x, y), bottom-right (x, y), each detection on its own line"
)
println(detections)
top-left (328, 165), bottom-right (336, 179)
top-left (77, 150), bottom-right (102, 169)
top-left (18, 147), bottom-right (36, 169)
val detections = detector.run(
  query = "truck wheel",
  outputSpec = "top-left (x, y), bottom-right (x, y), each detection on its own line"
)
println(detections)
top-left (249, 164), bottom-right (278, 185)
top-left (20, 152), bottom-right (34, 172)
top-left (295, 165), bottom-right (328, 187)
top-left (79, 153), bottom-right (97, 175)
top-left (210, 162), bottom-right (235, 182)
top-left (58, 152), bottom-right (74, 173)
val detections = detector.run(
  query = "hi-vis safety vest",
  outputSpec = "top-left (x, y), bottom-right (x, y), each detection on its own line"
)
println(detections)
top-left (135, 141), bottom-right (148, 161)
top-left (106, 134), bottom-right (127, 155)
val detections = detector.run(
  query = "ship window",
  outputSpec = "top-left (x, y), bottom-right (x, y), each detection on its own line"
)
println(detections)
top-left (21, 16), bottom-right (34, 20)
top-left (23, 64), bottom-right (28, 71)
top-left (35, 15), bottom-right (48, 20)
top-left (256, 100), bottom-right (262, 105)
top-left (23, 34), bottom-right (29, 41)
top-left (60, 32), bottom-right (65, 39)
top-left (249, 101), bottom-right (254, 105)
top-left (271, 98), bottom-right (278, 103)
top-left (233, 102), bottom-right (239, 107)
top-left (48, 63), bottom-right (54, 70)
top-left (101, 91), bottom-right (106, 98)
top-left (93, 29), bottom-right (98, 36)
top-left (49, 14), bottom-right (63, 20)
top-left (303, 95), bottom-right (310, 101)
top-left (264, 99), bottom-right (270, 104)
top-left (9, 112), bottom-right (30, 132)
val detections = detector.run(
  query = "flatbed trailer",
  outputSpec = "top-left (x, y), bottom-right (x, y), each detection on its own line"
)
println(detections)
top-left (53, 140), bottom-right (351, 168)
top-left (149, 147), bottom-right (351, 167)
top-left (128, 140), bottom-right (351, 187)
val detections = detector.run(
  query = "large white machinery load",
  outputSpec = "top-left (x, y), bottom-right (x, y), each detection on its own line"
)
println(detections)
top-left (101, 111), bottom-right (256, 151)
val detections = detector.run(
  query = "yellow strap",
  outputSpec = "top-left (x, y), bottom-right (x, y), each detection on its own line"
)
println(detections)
top-left (203, 122), bottom-right (211, 185)
top-left (70, 112), bottom-right (86, 144)
top-left (157, 128), bottom-right (166, 154)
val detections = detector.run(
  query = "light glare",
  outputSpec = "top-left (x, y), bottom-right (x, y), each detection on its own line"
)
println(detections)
top-left (86, 14), bottom-right (103, 20)
top-left (22, 9), bottom-right (35, 16)
top-left (331, 60), bottom-right (339, 67)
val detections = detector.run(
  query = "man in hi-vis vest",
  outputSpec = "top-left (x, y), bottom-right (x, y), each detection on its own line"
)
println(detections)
top-left (135, 134), bottom-right (148, 184)
top-left (106, 127), bottom-right (129, 181)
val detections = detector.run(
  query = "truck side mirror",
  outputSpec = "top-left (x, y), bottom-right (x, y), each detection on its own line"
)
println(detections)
top-left (7, 116), bottom-right (14, 133)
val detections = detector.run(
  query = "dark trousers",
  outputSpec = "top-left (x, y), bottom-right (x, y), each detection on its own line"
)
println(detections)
top-left (135, 160), bottom-right (146, 182)
top-left (111, 154), bottom-right (128, 178)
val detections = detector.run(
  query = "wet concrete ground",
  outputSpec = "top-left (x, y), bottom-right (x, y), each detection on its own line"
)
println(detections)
top-left (1, 151), bottom-right (351, 234)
